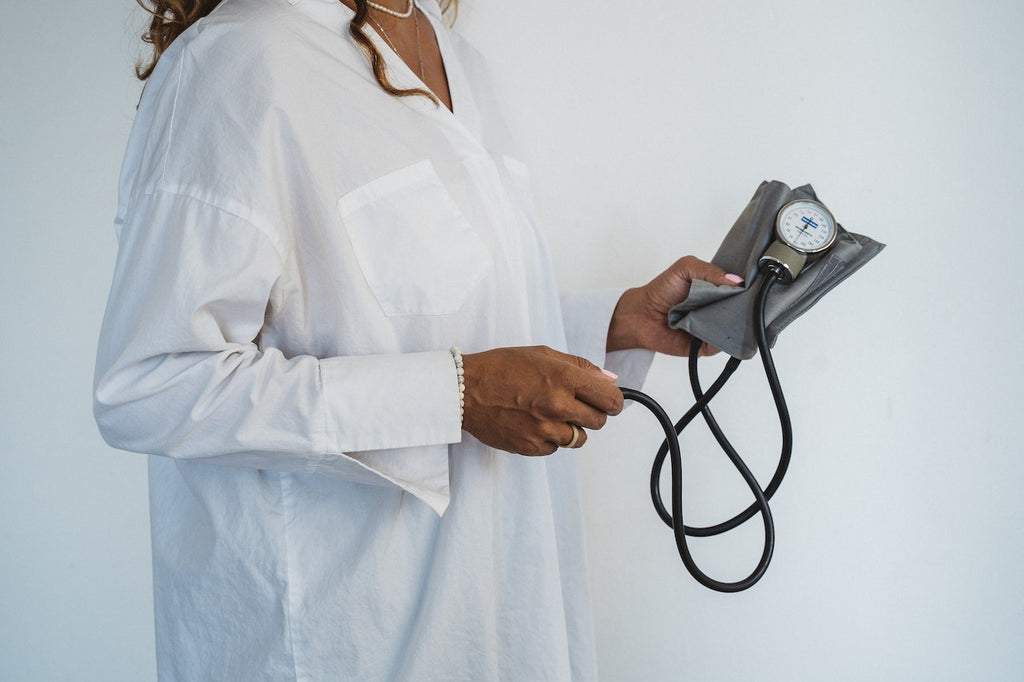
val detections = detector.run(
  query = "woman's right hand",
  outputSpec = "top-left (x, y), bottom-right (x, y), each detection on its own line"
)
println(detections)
top-left (460, 346), bottom-right (623, 456)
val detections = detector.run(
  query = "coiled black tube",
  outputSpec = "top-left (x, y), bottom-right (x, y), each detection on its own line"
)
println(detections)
top-left (620, 264), bottom-right (792, 592)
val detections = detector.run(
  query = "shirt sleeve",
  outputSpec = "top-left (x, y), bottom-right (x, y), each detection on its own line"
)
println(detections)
top-left (559, 289), bottom-right (654, 390)
top-left (94, 190), bottom-right (460, 513)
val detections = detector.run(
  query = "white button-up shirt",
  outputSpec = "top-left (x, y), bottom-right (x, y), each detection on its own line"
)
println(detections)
top-left (94, 0), bottom-right (651, 679)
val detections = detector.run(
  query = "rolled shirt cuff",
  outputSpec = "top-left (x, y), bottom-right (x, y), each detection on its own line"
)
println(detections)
top-left (560, 288), bottom-right (654, 391)
top-left (318, 350), bottom-right (463, 515)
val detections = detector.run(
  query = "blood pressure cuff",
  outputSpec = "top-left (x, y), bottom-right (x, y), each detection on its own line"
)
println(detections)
top-left (668, 180), bottom-right (885, 360)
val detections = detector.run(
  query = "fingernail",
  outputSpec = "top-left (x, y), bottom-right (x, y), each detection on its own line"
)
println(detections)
top-left (601, 369), bottom-right (618, 381)
top-left (725, 274), bottom-right (744, 285)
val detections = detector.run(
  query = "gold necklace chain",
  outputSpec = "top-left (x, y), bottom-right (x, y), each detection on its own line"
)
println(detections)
top-left (366, 0), bottom-right (414, 19)
top-left (366, 11), bottom-right (425, 80)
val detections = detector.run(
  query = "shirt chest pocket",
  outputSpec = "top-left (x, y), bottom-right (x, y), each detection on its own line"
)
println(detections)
top-left (338, 161), bottom-right (493, 317)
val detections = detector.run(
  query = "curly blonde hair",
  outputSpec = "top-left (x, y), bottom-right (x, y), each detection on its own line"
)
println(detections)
top-left (135, 0), bottom-right (458, 102)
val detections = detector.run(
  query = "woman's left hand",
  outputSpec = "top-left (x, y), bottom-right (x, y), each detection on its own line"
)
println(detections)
top-left (606, 255), bottom-right (743, 356)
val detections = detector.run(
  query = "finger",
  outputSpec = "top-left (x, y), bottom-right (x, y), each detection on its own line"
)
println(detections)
top-left (697, 340), bottom-right (721, 357)
top-left (573, 377), bottom-right (624, 416)
top-left (562, 351), bottom-right (604, 376)
top-left (551, 350), bottom-right (617, 382)
top-left (678, 331), bottom-right (721, 358)
top-left (543, 423), bottom-right (588, 451)
top-left (554, 353), bottom-right (624, 415)
top-left (563, 423), bottom-right (586, 449)
top-left (559, 401), bottom-right (610, 431)
top-left (675, 255), bottom-right (744, 288)
top-left (526, 441), bottom-right (560, 457)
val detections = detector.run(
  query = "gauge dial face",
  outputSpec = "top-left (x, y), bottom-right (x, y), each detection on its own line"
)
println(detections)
top-left (776, 200), bottom-right (837, 254)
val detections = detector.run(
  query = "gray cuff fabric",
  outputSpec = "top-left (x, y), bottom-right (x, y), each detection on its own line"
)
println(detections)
top-left (668, 181), bottom-right (886, 360)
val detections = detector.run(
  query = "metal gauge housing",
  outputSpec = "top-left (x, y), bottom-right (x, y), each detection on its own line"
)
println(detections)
top-left (759, 199), bottom-right (839, 282)
top-left (775, 199), bottom-right (837, 254)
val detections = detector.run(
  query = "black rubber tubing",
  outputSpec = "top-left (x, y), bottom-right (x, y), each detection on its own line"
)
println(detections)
top-left (619, 266), bottom-right (793, 592)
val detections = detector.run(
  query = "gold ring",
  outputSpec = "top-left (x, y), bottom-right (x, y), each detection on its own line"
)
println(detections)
top-left (565, 424), bottom-right (582, 449)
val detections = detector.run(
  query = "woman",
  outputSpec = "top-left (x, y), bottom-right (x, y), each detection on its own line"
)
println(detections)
top-left (94, 0), bottom-right (741, 679)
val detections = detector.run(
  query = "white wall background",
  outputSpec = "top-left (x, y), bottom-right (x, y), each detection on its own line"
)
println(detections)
top-left (2, 1), bottom-right (1021, 680)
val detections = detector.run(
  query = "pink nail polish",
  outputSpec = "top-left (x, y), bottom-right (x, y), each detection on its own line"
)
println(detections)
top-left (725, 274), bottom-right (744, 285)
top-left (601, 369), bottom-right (618, 381)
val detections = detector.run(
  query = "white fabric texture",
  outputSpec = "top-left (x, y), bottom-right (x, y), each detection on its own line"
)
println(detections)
top-left (94, 0), bottom-right (651, 679)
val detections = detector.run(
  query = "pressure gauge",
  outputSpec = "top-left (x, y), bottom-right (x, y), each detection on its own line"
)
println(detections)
top-left (776, 200), bottom-right (837, 254)
top-left (759, 199), bottom-right (838, 282)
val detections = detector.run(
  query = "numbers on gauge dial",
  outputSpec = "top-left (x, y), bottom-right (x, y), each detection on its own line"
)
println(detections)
top-left (777, 201), bottom-right (836, 253)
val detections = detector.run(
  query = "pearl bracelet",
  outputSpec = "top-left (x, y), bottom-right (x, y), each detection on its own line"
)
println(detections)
top-left (450, 347), bottom-right (465, 424)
